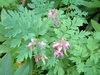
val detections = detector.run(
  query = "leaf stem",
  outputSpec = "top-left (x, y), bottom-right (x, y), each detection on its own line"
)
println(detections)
top-left (22, 0), bottom-right (26, 6)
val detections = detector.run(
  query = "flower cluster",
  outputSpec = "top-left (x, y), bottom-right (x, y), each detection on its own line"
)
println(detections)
top-left (27, 37), bottom-right (70, 64)
top-left (27, 39), bottom-right (47, 64)
top-left (52, 37), bottom-right (70, 58)
top-left (48, 9), bottom-right (57, 19)
top-left (48, 9), bottom-right (59, 27)
top-left (33, 55), bottom-right (48, 65)
top-left (27, 39), bottom-right (47, 49)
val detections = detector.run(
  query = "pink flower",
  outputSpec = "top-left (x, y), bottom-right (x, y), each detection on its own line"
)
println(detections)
top-left (27, 42), bottom-right (33, 47)
top-left (53, 37), bottom-right (70, 51)
top-left (52, 13), bottom-right (57, 20)
top-left (35, 57), bottom-right (39, 63)
top-left (53, 42), bottom-right (60, 48)
top-left (48, 9), bottom-right (60, 27)
top-left (27, 39), bottom-right (37, 48)
top-left (58, 44), bottom-right (63, 51)
top-left (48, 9), bottom-right (57, 20)
top-left (54, 13), bottom-right (57, 17)
top-left (38, 41), bottom-right (47, 49)
top-left (48, 10), bottom-right (53, 18)
top-left (54, 51), bottom-right (64, 58)
top-left (33, 55), bottom-right (48, 64)
top-left (31, 39), bottom-right (37, 42)
top-left (48, 10), bottom-right (53, 15)
top-left (61, 37), bottom-right (66, 41)
top-left (65, 41), bottom-right (70, 49)
top-left (55, 21), bottom-right (59, 27)
top-left (33, 55), bottom-right (39, 63)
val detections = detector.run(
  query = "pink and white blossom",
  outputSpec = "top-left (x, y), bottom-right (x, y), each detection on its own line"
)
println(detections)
top-left (48, 9), bottom-right (60, 27)
top-left (53, 42), bottom-right (60, 48)
top-left (35, 57), bottom-right (39, 63)
top-left (38, 41), bottom-right (47, 49)
top-left (48, 9), bottom-right (57, 20)
top-left (54, 51), bottom-right (64, 58)
top-left (65, 41), bottom-right (70, 49)
top-left (33, 55), bottom-right (48, 64)
top-left (27, 39), bottom-right (36, 48)
top-left (27, 42), bottom-right (33, 47)
top-left (52, 37), bottom-right (70, 58)
top-left (55, 21), bottom-right (59, 27)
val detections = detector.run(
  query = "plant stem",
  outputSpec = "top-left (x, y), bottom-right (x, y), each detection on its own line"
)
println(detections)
top-left (22, 0), bottom-right (26, 6)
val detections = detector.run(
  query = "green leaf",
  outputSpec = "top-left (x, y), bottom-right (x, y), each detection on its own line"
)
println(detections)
top-left (0, 44), bottom-right (12, 53)
top-left (0, 23), bottom-right (8, 36)
top-left (49, 0), bottom-right (61, 8)
top-left (76, 63), bottom-right (84, 73)
top-left (14, 64), bottom-right (29, 75)
top-left (91, 20), bottom-right (100, 31)
top-left (71, 31), bottom-right (90, 40)
top-left (86, 13), bottom-right (100, 31)
top-left (54, 28), bottom-right (62, 38)
top-left (26, 58), bottom-right (34, 75)
top-left (1, 9), bottom-right (7, 22)
top-left (38, 26), bottom-right (48, 35)
top-left (72, 17), bottom-right (83, 27)
top-left (67, 66), bottom-right (79, 75)
top-left (93, 32), bottom-right (100, 40)
top-left (0, 35), bottom-right (8, 42)
top-left (58, 67), bottom-right (65, 75)
top-left (69, 57), bottom-right (81, 64)
top-left (46, 69), bottom-right (54, 75)
top-left (17, 47), bottom-right (32, 62)
top-left (0, 0), bottom-right (17, 7)
top-left (27, 33), bottom-right (35, 39)
top-left (84, 68), bottom-right (93, 75)
top-left (61, 23), bottom-right (67, 33)
top-left (5, 28), bottom-right (22, 37)
top-left (83, 1), bottom-right (100, 8)
top-left (54, 63), bottom-right (64, 75)
top-left (0, 53), bottom-right (14, 75)
top-left (87, 37), bottom-right (99, 52)
top-left (28, 0), bottom-right (54, 15)
top-left (10, 38), bottom-right (21, 48)
top-left (47, 58), bottom-right (58, 67)
top-left (90, 52), bottom-right (100, 64)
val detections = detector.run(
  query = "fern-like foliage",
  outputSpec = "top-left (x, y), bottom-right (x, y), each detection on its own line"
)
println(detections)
top-left (0, 0), bottom-right (100, 75)
top-left (69, 32), bottom-right (100, 74)
top-left (1, 6), bottom-right (50, 47)
top-left (0, 0), bottom-right (18, 8)
top-left (28, 0), bottom-right (54, 15)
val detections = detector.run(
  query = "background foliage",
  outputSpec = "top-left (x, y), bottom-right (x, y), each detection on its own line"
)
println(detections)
top-left (0, 0), bottom-right (100, 75)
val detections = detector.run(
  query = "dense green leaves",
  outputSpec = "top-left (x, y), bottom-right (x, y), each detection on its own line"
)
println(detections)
top-left (10, 38), bottom-right (21, 48)
top-left (0, 0), bottom-right (100, 75)
top-left (0, 53), bottom-right (14, 75)
top-left (47, 57), bottom-right (59, 67)
top-left (54, 63), bottom-right (64, 75)
top-left (17, 48), bottom-right (33, 62)
top-left (28, 0), bottom-right (54, 15)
